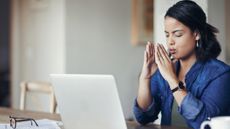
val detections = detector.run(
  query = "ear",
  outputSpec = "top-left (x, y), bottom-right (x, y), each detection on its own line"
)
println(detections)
top-left (194, 31), bottom-right (200, 40)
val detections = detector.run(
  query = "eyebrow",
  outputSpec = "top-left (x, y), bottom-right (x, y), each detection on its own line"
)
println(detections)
top-left (164, 30), bottom-right (184, 33)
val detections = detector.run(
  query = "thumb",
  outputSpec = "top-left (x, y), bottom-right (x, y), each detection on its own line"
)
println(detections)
top-left (144, 50), bottom-right (148, 64)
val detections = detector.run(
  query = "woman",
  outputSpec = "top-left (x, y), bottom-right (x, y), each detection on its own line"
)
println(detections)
top-left (133, 1), bottom-right (230, 129)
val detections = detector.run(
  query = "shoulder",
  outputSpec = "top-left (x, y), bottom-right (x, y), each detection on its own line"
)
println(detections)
top-left (201, 59), bottom-right (230, 80)
top-left (203, 59), bottom-right (230, 73)
top-left (191, 59), bottom-right (230, 97)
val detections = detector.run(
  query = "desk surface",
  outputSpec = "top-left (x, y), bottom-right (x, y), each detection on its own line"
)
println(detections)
top-left (0, 107), bottom-right (190, 129)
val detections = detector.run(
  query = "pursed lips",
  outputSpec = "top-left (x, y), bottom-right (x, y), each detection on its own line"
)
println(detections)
top-left (169, 48), bottom-right (176, 54)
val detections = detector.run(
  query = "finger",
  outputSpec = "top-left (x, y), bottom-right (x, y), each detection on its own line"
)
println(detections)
top-left (156, 44), bottom-right (164, 64)
top-left (159, 44), bottom-right (171, 62)
top-left (148, 45), bottom-right (151, 61)
top-left (145, 44), bottom-right (150, 62)
top-left (147, 42), bottom-right (152, 57)
top-left (147, 42), bottom-right (151, 56)
top-left (146, 50), bottom-right (149, 63)
top-left (150, 42), bottom-right (154, 56)
top-left (155, 44), bottom-right (161, 65)
top-left (145, 43), bottom-right (148, 52)
top-left (160, 44), bottom-right (171, 61)
top-left (146, 42), bottom-right (150, 56)
top-left (144, 50), bottom-right (148, 63)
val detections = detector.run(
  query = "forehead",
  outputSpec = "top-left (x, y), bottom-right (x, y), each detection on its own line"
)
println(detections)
top-left (164, 16), bottom-right (189, 32)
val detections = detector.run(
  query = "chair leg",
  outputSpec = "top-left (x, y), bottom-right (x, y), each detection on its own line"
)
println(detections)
top-left (20, 82), bottom-right (27, 110)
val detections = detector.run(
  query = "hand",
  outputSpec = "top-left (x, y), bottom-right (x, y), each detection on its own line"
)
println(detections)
top-left (155, 44), bottom-right (178, 85)
top-left (140, 42), bottom-right (157, 79)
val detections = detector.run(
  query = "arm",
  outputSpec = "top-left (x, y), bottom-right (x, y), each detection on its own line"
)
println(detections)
top-left (134, 70), bottom-right (161, 125)
top-left (133, 42), bottom-right (161, 125)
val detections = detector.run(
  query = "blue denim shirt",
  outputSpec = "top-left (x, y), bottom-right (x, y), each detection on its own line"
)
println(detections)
top-left (133, 59), bottom-right (230, 129)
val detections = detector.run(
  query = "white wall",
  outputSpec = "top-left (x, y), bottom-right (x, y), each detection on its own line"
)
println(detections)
top-left (226, 0), bottom-right (230, 64)
top-left (65, 0), bottom-right (144, 119)
top-left (11, 0), bottom-right (65, 110)
top-left (208, 0), bottom-right (226, 62)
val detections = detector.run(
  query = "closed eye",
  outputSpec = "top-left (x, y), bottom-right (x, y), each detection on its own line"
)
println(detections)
top-left (175, 34), bottom-right (182, 37)
top-left (174, 31), bottom-right (183, 37)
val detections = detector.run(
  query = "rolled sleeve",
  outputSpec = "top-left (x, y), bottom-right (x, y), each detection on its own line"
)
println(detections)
top-left (178, 92), bottom-right (204, 120)
top-left (133, 98), bottom-right (159, 125)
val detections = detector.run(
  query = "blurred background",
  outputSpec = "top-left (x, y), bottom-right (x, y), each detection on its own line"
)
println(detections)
top-left (0, 0), bottom-right (229, 120)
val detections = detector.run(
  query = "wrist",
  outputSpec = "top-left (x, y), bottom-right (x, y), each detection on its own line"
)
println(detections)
top-left (171, 81), bottom-right (186, 93)
top-left (168, 78), bottom-right (179, 90)
top-left (139, 74), bottom-right (151, 80)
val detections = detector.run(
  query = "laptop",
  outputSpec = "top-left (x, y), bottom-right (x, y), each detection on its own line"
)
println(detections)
top-left (50, 74), bottom-right (127, 129)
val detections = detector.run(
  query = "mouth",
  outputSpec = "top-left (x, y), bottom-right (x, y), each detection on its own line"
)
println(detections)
top-left (169, 49), bottom-right (176, 54)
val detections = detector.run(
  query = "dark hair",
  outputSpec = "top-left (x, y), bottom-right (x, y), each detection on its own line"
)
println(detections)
top-left (165, 0), bottom-right (221, 61)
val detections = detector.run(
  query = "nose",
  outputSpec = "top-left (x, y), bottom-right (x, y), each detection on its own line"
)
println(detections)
top-left (167, 36), bottom-right (175, 46)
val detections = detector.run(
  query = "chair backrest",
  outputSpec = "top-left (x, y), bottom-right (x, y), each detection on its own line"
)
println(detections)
top-left (20, 81), bottom-right (57, 113)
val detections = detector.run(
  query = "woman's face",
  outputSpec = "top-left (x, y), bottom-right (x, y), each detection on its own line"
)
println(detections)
top-left (164, 16), bottom-right (199, 60)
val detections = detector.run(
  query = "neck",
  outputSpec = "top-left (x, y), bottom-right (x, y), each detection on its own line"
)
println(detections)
top-left (179, 53), bottom-right (197, 75)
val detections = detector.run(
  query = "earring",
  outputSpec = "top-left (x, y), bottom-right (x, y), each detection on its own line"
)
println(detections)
top-left (196, 40), bottom-right (199, 48)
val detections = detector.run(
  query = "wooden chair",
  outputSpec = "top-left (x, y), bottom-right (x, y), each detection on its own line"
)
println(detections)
top-left (20, 81), bottom-right (57, 113)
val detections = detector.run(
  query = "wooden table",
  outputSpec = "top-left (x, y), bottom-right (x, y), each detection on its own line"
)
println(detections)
top-left (0, 107), bottom-right (190, 129)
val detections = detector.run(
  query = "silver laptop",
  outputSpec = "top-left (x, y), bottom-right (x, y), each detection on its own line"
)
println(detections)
top-left (50, 74), bottom-right (127, 129)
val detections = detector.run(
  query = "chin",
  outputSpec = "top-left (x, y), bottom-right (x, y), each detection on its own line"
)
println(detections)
top-left (171, 54), bottom-right (187, 61)
top-left (171, 53), bottom-right (187, 60)
top-left (171, 54), bottom-right (179, 60)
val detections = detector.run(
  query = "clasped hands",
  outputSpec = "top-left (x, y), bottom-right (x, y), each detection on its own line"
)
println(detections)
top-left (141, 42), bottom-right (179, 88)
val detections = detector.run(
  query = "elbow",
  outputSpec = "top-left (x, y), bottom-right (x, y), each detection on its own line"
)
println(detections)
top-left (135, 117), bottom-right (149, 125)
top-left (134, 114), bottom-right (158, 125)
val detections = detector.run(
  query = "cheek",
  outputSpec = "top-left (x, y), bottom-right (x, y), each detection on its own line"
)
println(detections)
top-left (175, 38), bottom-right (196, 55)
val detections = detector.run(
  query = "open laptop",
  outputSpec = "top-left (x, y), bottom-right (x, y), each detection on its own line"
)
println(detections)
top-left (50, 74), bottom-right (127, 129)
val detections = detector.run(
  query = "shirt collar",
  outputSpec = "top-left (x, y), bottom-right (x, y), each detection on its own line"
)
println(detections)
top-left (175, 60), bottom-right (204, 89)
